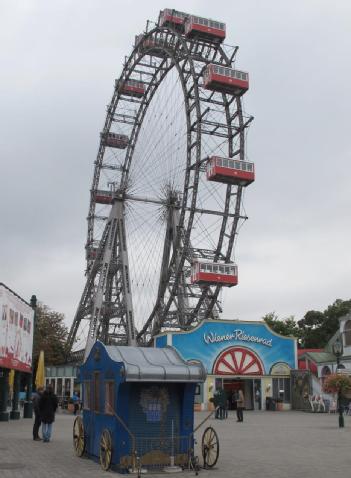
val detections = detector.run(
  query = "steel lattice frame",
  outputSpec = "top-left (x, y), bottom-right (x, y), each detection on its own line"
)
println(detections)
top-left (66, 21), bottom-right (253, 353)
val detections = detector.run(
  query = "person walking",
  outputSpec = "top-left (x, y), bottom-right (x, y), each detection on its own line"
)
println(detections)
top-left (255, 387), bottom-right (261, 410)
top-left (32, 387), bottom-right (43, 441)
top-left (39, 385), bottom-right (58, 442)
top-left (217, 387), bottom-right (227, 420)
top-left (212, 387), bottom-right (227, 419)
top-left (236, 389), bottom-right (245, 422)
top-left (72, 391), bottom-right (80, 415)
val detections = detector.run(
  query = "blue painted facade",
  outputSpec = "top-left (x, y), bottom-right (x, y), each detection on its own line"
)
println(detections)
top-left (155, 320), bottom-right (298, 411)
top-left (155, 320), bottom-right (297, 374)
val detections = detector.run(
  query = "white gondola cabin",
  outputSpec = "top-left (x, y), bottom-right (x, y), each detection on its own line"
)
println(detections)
top-left (94, 189), bottom-right (113, 205)
top-left (206, 156), bottom-right (255, 186)
top-left (159, 9), bottom-right (189, 32)
top-left (119, 79), bottom-right (145, 98)
top-left (101, 132), bottom-right (129, 149)
top-left (203, 64), bottom-right (249, 96)
top-left (185, 15), bottom-right (226, 42)
top-left (191, 262), bottom-right (238, 287)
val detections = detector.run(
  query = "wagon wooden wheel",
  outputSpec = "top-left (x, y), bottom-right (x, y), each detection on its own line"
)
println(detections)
top-left (99, 429), bottom-right (112, 471)
top-left (201, 426), bottom-right (219, 468)
top-left (73, 416), bottom-right (85, 457)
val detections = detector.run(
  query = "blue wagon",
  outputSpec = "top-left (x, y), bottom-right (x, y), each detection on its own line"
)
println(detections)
top-left (73, 341), bottom-right (218, 473)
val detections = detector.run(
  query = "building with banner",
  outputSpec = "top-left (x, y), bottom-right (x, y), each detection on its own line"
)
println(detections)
top-left (0, 283), bottom-right (34, 421)
top-left (155, 319), bottom-right (298, 411)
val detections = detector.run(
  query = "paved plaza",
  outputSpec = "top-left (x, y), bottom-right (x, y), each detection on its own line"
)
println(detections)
top-left (0, 410), bottom-right (350, 478)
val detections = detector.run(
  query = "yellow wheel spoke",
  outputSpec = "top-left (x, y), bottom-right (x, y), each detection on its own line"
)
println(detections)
top-left (202, 427), bottom-right (219, 468)
top-left (73, 417), bottom-right (85, 457)
top-left (100, 430), bottom-right (112, 471)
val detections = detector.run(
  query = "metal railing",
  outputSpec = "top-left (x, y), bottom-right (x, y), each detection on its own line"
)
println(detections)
top-left (105, 403), bottom-right (216, 472)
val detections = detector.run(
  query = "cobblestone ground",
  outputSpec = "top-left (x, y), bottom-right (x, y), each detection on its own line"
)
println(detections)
top-left (0, 410), bottom-right (350, 478)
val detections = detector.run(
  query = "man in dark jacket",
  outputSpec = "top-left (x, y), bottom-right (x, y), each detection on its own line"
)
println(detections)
top-left (38, 385), bottom-right (58, 442)
top-left (32, 387), bottom-right (44, 440)
top-left (213, 387), bottom-right (227, 419)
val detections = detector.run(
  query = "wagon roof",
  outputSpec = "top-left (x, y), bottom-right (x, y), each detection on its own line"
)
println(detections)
top-left (104, 345), bottom-right (206, 382)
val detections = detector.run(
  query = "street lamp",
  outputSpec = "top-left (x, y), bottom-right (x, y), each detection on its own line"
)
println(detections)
top-left (332, 337), bottom-right (344, 428)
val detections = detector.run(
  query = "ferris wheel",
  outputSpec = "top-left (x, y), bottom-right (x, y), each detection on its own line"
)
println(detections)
top-left (66, 9), bottom-right (254, 355)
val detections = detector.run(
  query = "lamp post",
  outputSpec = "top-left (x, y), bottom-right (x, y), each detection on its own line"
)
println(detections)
top-left (332, 337), bottom-right (344, 428)
top-left (23, 294), bottom-right (37, 418)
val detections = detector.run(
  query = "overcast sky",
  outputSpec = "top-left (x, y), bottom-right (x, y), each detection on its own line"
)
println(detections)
top-left (1, 0), bottom-right (350, 331)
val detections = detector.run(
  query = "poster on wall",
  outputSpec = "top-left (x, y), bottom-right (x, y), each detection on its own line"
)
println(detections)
top-left (0, 284), bottom-right (34, 372)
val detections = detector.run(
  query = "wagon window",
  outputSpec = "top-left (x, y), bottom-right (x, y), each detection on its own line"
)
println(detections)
top-left (105, 381), bottom-right (114, 415)
top-left (83, 381), bottom-right (91, 410)
top-left (219, 266), bottom-right (224, 273)
top-left (200, 264), bottom-right (206, 271)
top-left (93, 372), bottom-right (100, 413)
top-left (213, 265), bottom-right (218, 273)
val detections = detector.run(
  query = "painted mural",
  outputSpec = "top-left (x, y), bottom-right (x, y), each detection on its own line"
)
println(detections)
top-left (155, 320), bottom-right (297, 374)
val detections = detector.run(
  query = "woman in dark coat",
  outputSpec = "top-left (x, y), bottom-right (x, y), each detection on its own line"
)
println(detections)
top-left (39, 385), bottom-right (58, 442)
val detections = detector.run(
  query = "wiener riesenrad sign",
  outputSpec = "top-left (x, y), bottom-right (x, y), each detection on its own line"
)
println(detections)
top-left (157, 320), bottom-right (297, 373)
top-left (203, 329), bottom-right (273, 348)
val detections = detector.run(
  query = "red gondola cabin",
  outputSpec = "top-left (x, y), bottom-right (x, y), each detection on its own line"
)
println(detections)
top-left (185, 16), bottom-right (226, 42)
top-left (86, 246), bottom-right (98, 261)
top-left (206, 156), bottom-right (255, 186)
top-left (101, 132), bottom-right (129, 149)
top-left (158, 9), bottom-right (189, 32)
top-left (191, 262), bottom-right (238, 287)
top-left (135, 34), bottom-right (168, 58)
top-left (203, 64), bottom-right (249, 96)
top-left (119, 79), bottom-right (145, 98)
top-left (94, 190), bottom-right (113, 205)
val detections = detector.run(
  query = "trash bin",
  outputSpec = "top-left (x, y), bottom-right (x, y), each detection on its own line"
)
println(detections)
top-left (266, 397), bottom-right (276, 411)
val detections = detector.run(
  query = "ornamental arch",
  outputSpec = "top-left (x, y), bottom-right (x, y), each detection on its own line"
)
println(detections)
top-left (213, 346), bottom-right (264, 375)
